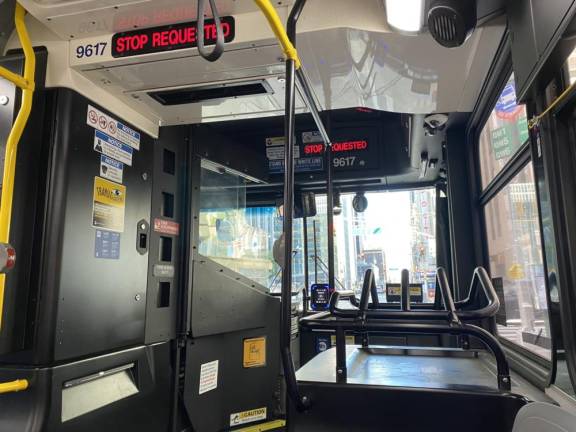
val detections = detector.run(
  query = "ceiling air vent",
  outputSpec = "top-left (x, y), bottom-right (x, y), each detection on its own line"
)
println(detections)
top-left (427, 0), bottom-right (476, 48)
top-left (148, 80), bottom-right (272, 106)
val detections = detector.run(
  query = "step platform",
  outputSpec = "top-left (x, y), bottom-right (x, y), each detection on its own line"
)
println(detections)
top-left (289, 346), bottom-right (528, 432)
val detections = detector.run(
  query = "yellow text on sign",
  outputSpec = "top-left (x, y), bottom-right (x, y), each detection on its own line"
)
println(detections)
top-left (331, 335), bottom-right (355, 346)
top-left (92, 176), bottom-right (126, 232)
top-left (243, 337), bottom-right (266, 368)
top-left (94, 176), bottom-right (125, 208)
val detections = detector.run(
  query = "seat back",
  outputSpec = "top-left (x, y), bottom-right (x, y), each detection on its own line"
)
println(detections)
top-left (512, 402), bottom-right (576, 432)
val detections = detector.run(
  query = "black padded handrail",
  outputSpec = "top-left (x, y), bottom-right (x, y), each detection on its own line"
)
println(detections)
top-left (331, 267), bottom-right (499, 322)
top-left (401, 269), bottom-right (410, 311)
top-left (453, 267), bottom-right (500, 319)
top-left (359, 269), bottom-right (374, 316)
top-left (349, 269), bottom-right (380, 309)
top-left (436, 267), bottom-right (460, 325)
top-left (299, 316), bottom-right (512, 391)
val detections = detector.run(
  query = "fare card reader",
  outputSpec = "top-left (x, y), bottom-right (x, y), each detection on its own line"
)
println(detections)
top-left (310, 283), bottom-right (334, 311)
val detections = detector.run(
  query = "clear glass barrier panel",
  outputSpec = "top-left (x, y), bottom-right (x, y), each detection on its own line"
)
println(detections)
top-left (484, 162), bottom-right (551, 359)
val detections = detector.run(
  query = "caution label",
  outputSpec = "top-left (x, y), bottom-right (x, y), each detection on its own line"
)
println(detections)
top-left (87, 104), bottom-right (141, 150)
top-left (92, 176), bottom-right (126, 233)
top-left (243, 336), bottom-right (266, 368)
top-left (230, 407), bottom-right (267, 427)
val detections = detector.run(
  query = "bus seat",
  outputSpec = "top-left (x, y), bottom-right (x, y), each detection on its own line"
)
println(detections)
top-left (512, 402), bottom-right (576, 432)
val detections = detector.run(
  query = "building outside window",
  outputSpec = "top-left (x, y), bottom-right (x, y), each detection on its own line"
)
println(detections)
top-left (478, 75), bottom-right (550, 359)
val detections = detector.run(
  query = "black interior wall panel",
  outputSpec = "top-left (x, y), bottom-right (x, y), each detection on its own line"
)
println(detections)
top-left (145, 126), bottom-right (187, 344)
top-left (0, 88), bottom-right (159, 364)
top-left (509, 0), bottom-right (576, 101)
top-left (49, 90), bottom-right (154, 362)
top-left (0, 343), bottom-right (172, 432)
top-left (0, 50), bottom-right (48, 355)
top-left (192, 124), bottom-right (269, 183)
top-left (289, 382), bottom-right (526, 432)
top-left (183, 321), bottom-right (281, 432)
top-left (445, 127), bottom-right (477, 300)
top-left (191, 260), bottom-right (279, 337)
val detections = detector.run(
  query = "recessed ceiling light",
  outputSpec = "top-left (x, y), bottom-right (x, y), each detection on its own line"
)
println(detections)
top-left (385, 0), bottom-right (424, 33)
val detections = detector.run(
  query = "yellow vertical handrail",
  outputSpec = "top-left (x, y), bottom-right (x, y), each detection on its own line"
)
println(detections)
top-left (252, 0), bottom-right (301, 69)
top-left (0, 3), bottom-right (35, 331)
top-left (0, 3), bottom-right (35, 395)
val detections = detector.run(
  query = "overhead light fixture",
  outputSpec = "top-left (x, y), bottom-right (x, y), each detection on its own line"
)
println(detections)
top-left (385, 0), bottom-right (425, 33)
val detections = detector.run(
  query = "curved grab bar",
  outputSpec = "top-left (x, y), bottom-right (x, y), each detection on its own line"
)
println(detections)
top-left (358, 269), bottom-right (373, 317)
top-left (0, 3), bottom-right (35, 331)
top-left (299, 317), bottom-right (512, 391)
top-left (196, 0), bottom-right (225, 61)
top-left (0, 3), bottom-right (35, 396)
top-left (332, 267), bottom-right (498, 322)
top-left (454, 267), bottom-right (500, 319)
top-left (349, 269), bottom-right (380, 309)
top-left (401, 269), bottom-right (410, 311)
top-left (436, 267), bottom-right (460, 325)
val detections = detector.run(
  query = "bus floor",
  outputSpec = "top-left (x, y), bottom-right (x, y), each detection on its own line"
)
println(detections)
top-left (288, 345), bottom-right (553, 432)
top-left (296, 345), bottom-right (551, 400)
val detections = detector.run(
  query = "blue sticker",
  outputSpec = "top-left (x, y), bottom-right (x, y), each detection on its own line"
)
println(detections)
top-left (93, 130), bottom-right (133, 166)
top-left (95, 229), bottom-right (121, 259)
top-left (316, 334), bottom-right (331, 353)
top-left (269, 157), bottom-right (323, 174)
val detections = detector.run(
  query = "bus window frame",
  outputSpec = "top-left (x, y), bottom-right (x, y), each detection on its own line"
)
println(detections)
top-left (467, 48), bottom-right (555, 387)
top-left (535, 58), bottom-right (576, 397)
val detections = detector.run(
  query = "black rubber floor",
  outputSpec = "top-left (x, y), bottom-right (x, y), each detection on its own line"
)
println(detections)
top-left (297, 345), bottom-right (499, 391)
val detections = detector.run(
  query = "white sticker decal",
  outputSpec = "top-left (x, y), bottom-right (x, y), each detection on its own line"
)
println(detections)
top-left (199, 360), bottom-right (219, 395)
top-left (87, 104), bottom-right (141, 150)
top-left (265, 136), bottom-right (299, 160)
top-left (93, 130), bottom-right (133, 166)
top-left (230, 407), bottom-right (267, 427)
top-left (302, 130), bottom-right (323, 144)
top-left (100, 155), bottom-right (124, 184)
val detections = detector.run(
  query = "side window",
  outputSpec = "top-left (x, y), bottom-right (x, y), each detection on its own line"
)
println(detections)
top-left (483, 163), bottom-right (550, 358)
top-left (479, 75), bottom-right (550, 359)
top-left (478, 74), bottom-right (529, 190)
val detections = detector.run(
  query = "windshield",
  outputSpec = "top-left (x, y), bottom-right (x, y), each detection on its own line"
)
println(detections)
top-left (198, 168), bottom-right (437, 302)
top-left (309, 189), bottom-right (437, 303)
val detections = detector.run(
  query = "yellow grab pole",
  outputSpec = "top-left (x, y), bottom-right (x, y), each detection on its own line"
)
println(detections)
top-left (0, 67), bottom-right (28, 90)
top-left (252, 0), bottom-right (301, 69)
top-left (0, 379), bottom-right (28, 395)
top-left (0, 3), bottom-right (35, 333)
top-left (0, 3), bottom-right (35, 395)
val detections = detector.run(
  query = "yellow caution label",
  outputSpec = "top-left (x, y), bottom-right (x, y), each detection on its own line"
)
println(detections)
top-left (243, 336), bottom-right (266, 368)
top-left (230, 407), bottom-right (267, 427)
top-left (235, 419), bottom-right (285, 431)
top-left (92, 176), bottom-right (126, 232)
top-left (330, 335), bottom-right (355, 345)
top-left (387, 286), bottom-right (422, 296)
